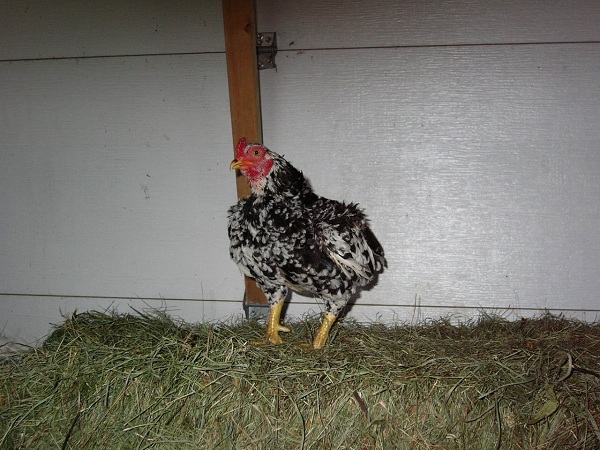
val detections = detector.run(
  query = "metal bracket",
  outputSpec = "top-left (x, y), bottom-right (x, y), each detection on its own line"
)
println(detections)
top-left (243, 293), bottom-right (270, 322)
top-left (256, 32), bottom-right (277, 70)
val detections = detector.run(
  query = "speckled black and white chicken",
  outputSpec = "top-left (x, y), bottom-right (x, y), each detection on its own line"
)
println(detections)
top-left (228, 138), bottom-right (386, 349)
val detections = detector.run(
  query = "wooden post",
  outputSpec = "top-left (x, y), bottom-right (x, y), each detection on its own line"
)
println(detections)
top-left (223, 0), bottom-right (268, 307)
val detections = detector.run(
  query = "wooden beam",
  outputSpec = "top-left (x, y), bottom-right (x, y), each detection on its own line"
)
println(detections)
top-left (223, 0), bottom-right (268, 306)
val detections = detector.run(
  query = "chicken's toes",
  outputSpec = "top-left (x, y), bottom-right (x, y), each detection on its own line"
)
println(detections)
top-left (298, 343), bottom-right (317, 351)
top-left (250, 339), bottom-right (272, 346)
top-left (268, 335), bottom-right (283, 345)
top-left (250, 327), bottom-right (290, 346)
top-left (249, 335), bottom-right (283, 345)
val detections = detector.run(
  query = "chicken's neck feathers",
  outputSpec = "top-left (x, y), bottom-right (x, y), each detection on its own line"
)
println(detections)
top-left (257, 152), bottom-right (314, 201)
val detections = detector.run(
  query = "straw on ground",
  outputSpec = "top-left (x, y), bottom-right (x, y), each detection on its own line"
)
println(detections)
top-left (1, 310), bottom-right (598, 449)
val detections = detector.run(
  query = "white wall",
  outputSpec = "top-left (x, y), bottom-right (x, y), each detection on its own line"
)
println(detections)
top-left (0, 1), bottom-right (245, 345)
top-left (1, 1), bottom-right (599, 345)
top-left (258, 0), bottom-right (600, 322)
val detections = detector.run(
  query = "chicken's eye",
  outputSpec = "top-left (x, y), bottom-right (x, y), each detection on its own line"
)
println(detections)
top-left (253, 150), bottom-right (260, 156)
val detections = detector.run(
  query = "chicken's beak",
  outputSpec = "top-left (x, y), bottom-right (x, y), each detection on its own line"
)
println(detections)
top-left (229, 159), bottom-right (254, 170)
top-left (230, 159), bottom-right (243, 170)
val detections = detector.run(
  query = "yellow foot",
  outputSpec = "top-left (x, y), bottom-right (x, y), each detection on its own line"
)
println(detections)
top-left (250, 301), bottom-right (289, 345)
top-left (299, 312), bottom-right (337, 350)
top-left (267, 324), bottom-right (291, 344)
top-left (251, 324), bottom-right (291, 345)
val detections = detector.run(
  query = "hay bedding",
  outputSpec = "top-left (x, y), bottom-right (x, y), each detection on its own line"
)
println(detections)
top-left (1, 311), bottom-right (598, 449)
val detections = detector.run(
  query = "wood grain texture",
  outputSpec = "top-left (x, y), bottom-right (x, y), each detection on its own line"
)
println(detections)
top-left (259, 44), bottom-right (600, 315)
top-left (223, 0), bottom-right (268, 305)
top-left (0, 0), bottom-right (225, 60)
top-left (258, 0), bottom-right (600, 50)
top-left (223, 0), bottom-right (262, 199)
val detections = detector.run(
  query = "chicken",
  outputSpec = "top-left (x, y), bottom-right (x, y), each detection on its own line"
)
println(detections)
top-left (228, 138), bottom-right (385, 349)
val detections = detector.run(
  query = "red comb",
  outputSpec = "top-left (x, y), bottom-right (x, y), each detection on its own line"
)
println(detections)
top-left (235, 137), bottom-right (247, 158)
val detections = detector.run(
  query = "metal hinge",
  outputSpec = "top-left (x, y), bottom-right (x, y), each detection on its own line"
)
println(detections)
top-left (256, 32), bottom-right (277, 70)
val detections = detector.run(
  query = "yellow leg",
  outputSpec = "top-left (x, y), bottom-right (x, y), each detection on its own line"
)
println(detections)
top-left (252, 301), bottom-right (290, 345)
top-left (311, 312), bottom-right (337, 350)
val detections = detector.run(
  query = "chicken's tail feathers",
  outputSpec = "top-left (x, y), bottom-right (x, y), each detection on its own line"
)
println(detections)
top-left (328, 251), bottom-right (370, 279)
top-left (363, 226), bottom-right (387, 271)
top-left (320, 222), bottom-right (385, 283)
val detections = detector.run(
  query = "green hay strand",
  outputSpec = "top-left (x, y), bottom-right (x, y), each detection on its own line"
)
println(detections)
top-left (1, 310), bottom-right (599, 449)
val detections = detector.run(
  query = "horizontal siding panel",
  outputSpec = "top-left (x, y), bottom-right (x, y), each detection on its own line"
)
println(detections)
top-left (258, 0), bottom-right (600, 50)
top-left (259, 44), bottom-right (600, 314)
top-left (2, 1), bottom-right (599, 343)
top-left (1, 0), bottom-right (224, 60)
top-left (2, 293), bottom-right (597, 345)
top-left (0, 54), bottom-right (241, 301)
top-left (0, 295), bottom-right (246, 345)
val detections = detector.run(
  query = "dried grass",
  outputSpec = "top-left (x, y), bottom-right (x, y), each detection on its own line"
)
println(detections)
top-left (1, 310), bottom-right (599, 449)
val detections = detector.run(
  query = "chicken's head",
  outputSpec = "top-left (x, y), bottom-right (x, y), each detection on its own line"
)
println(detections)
top-left (230, 137), bottom-right (274, 192)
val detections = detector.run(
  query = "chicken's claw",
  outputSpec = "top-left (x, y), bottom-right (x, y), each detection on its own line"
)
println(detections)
top-left (251, 300), bottom-right (289, 346)
top-left (299, 312), bottom-right (337, 351)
